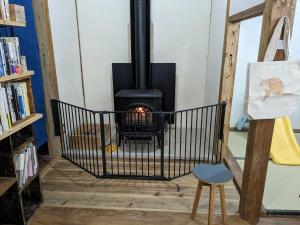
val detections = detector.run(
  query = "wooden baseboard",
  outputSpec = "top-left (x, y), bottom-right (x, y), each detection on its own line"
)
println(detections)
top-left (230, 127), bottom-right (300, 133)
top-left (224, 147), bottom-right (243, 193)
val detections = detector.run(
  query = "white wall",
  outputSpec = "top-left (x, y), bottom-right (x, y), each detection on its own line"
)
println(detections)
top-left (230, 0), bottom-right (264, 16)
top-left (48, 0), bottom-right (85, 107)
top-left (77, 0), bottom-right (130, 111)
top-left (49, 0), bottom-right (212, 111)
top-left (289, 2), bottom-right (300, 128)
top-left (152, 0), bottom-right (211, 109)
top-left (230, 16), bottom-right (263, 127)
top-left (205, 0), bottom-right (227, 105)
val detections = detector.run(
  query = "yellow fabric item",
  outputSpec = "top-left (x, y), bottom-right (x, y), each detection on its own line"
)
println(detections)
top-left (270, 117), bottom-right (300, 165)
top-left (105, 144), bottom-right (118, 154)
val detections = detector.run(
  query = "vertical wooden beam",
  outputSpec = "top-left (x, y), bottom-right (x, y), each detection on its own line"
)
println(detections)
top-left (258, 0), bottom-right (297, 61)
top-left (240, 0), bottom-right (297, 224)
top-left (32, 0), bottom-right (61, 157)
top-left (239, 119), bottom-right (275, 224)
top-left (219, 0), bottom-right (240, 155)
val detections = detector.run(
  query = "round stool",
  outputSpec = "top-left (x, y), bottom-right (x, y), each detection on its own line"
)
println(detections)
top-left (191, 164), bottom-right (233, 225)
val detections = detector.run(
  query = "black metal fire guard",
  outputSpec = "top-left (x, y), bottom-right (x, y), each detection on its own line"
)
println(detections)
top-left (51, 100), bottom-right (226, 180)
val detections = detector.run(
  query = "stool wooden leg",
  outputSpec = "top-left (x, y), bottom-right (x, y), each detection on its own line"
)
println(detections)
top-left (191, 181), bottom-right (203, 220)
top-left (219, 185), bottom-right (227, 224)
top-left (208, 185), bottom-right (216, 225)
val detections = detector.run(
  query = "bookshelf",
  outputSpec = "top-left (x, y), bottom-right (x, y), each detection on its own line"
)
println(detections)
top-left (0, 5), bottom-right (43, 225)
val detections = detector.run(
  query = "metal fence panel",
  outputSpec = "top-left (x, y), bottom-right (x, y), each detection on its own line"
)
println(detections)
top-left (51, 100), bottom-right (226, 180)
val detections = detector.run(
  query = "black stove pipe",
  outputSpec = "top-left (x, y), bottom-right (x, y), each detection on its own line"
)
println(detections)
top-left (130, 0), bottom-right (151, 90)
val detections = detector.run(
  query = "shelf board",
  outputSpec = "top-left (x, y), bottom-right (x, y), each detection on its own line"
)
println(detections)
top-left (0, 19), bottom-right (26, 27)
top-left (13, 135), bottom-right (34, 154)
top-left (19, 171), bottom-right (39, 193)
top-left (0, 71), bottom-right (34, 83)
top-left (0, 177), bottom-right (16, 197)
top-left (0, 114), bottom-right (43, 142)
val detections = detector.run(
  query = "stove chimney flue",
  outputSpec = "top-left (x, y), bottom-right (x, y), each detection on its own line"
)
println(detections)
top-left (130, 0), bottom-right (150, 90)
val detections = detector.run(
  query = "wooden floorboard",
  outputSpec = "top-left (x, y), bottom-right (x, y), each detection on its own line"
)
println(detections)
top-left (29, 207), bottom-right (300, 225)
top-left (28, 159), bottom-right (299, 225)
top-left (40, 159), bottom-right (239, 214)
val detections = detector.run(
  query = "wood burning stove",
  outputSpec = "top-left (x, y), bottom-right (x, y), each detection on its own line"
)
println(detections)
top-left (115, 89), bottom-right (163, 146)
top-left (113, 0), bottom-right (176, 144)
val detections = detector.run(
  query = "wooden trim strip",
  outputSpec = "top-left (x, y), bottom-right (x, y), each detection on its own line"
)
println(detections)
top-left (0, 71), bottom-right (34, 83)
top-left (0, 19), bottom-right (26, 27)
top-left (224, 147), bottom-right (243, 193)
top-left (229, 3), bottom-right (266, 23)
top-left (230, 127), bottom-right (300, 133)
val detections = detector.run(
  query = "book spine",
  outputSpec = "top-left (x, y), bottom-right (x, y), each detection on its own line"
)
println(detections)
top-left (1, 39), bottom-right (12, 75)
top-left (5, 84), bottom-right (16, 123)
top-left (0, 88), bottom-right (9, 131)
top-left (15, 153), bottom-right (25, 187)
top-left (0, 41), bottom-right (7, 76)
top-left (14, 37), bottom-right (21, 73)
top-left (15, 86), bottom-right (25, 119)
top-left (32, 144), bottom-right (38, 174)
top-left (0, 116), bottom-right (3, 134)
top-left (3, 0), bottom-right (9, 21)
top-left (9, 84), bottom-right (18, 121)
top-left (23, 149), bottom-right (29, 184)
top-left (22, 83), bottom-right (30, 116)
top-left (4, 84), bottom-right (13, 126)
top-left (0, 0), bottom-right (7, 20)
top-left (27, 149), bottom-right (33, 177)
top-left (7, 41), bottom-right (16, 74)
top-left (0, 51), bottom-right (4, 77)
top-left (3, 86), bottom-right (12, 128)
top-left (12, 85), bottom-right (20, 120)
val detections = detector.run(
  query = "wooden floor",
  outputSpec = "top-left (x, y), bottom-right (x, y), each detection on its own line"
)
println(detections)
top-left (28, 159), bottom-right (300, 225)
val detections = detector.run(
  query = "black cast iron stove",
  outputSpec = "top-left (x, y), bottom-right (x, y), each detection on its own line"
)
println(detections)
top-left (113, 0), bottom-right (176, 144)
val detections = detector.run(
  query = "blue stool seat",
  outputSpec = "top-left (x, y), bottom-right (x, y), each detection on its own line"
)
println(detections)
top-left (193, 164), bottom-right (233, 185)
top-left (191, 164), bottom-right (233, 225)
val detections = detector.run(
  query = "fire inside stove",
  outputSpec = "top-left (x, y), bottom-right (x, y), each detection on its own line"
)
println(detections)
top-left (126, 106), bottom-right (153, 124)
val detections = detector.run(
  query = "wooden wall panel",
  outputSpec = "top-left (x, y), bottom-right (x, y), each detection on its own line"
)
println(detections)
top-left (32, 0), bottom-right (61, 156)
top-left (219, 21), bottom-right (240, 153)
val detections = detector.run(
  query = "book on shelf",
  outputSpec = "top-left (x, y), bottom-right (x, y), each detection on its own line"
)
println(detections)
top-left (20, 56), bottom-right (27, 72)
top-left (0, 81), bottom-right (30, 134)
top-left (0, 0), bottom-right (10, 21)
top-left (9, 4), bottom-right (25, 23)
top-left (15, 143), bottom-right (38, 188)
top-left (0, 37), bottom-right (22, 77)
